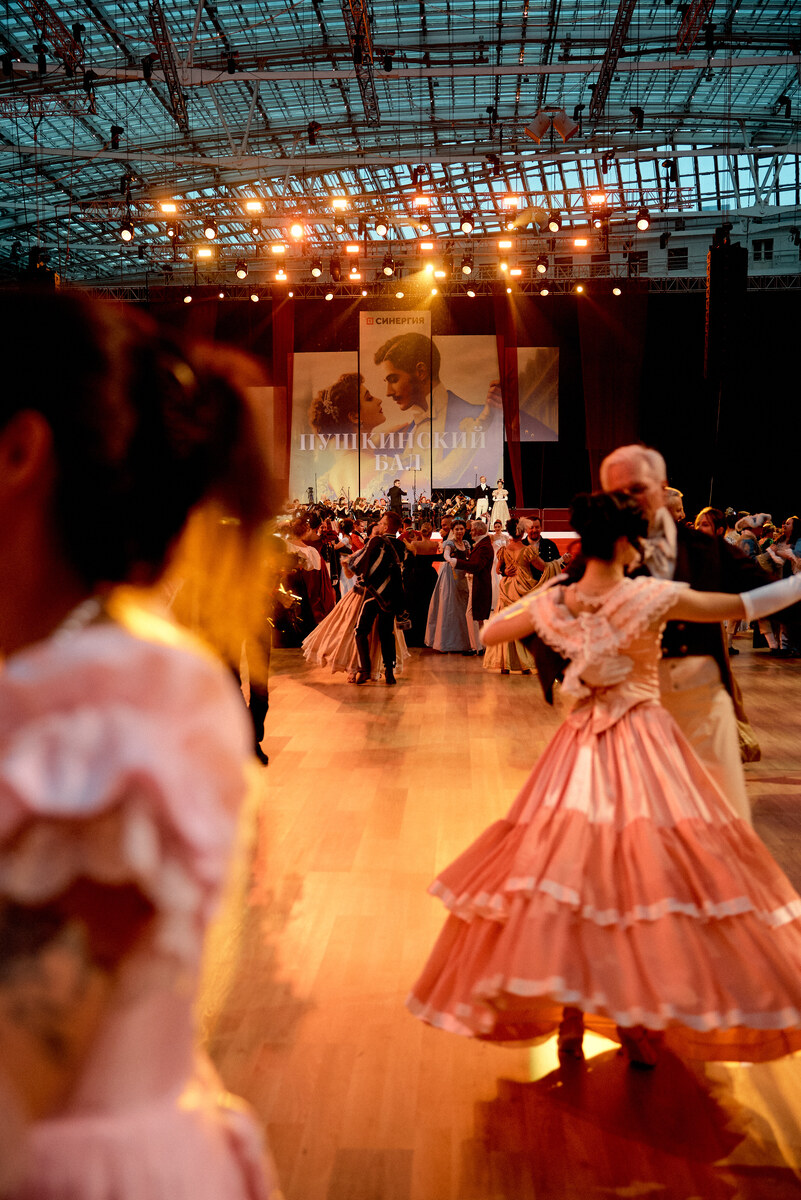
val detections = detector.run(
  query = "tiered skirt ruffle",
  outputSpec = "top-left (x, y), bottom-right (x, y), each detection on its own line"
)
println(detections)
top-left (408, 703), bottom-right (801, 1062)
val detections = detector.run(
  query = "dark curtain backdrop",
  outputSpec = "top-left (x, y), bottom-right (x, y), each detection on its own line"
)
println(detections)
top-left (147, 288), bottom-right (801, 520)
top-left (578, 289), bottom-right (648, 488)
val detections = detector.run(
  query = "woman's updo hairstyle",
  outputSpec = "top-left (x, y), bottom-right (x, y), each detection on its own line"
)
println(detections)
top-left (1, 291), bottom-right (273, 587)
top-left (570, 491), bottom-right (648, 561)
top-left (505, 518), bottom-right (518, 537)
top-left (308, 372), bottom-right (361, 433)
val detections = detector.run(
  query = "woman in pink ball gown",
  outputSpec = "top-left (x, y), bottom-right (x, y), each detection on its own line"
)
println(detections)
top-left (0, 293), bottom-right (282, 1199)
top-left (408, 492), bottom-right (801, 1066)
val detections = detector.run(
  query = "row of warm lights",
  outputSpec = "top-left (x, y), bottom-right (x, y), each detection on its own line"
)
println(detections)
top-left (181, 280), bottom-right (624, 303)
top-left (147, 195), bottom-right (651, 238)
top-left (189, 249), bottom-right (582, 280)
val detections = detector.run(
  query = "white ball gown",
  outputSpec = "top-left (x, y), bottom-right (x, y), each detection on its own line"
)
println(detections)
top-left (408, 575), bottom-right (801, 1062)
top-left (489, 488), bottom-right (510, 526)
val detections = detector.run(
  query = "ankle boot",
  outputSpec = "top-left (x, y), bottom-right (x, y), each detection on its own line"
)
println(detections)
top-left (616, 1024), bottom-right (660, 1069)
top-left (557, 1006), bottom-right (585, 1060)
top-left (354, 632), bottom-right (372, 684)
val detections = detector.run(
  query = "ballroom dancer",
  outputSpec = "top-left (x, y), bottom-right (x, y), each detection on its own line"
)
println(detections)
top-left (0, 292), bottom-right (281, 1198)
top-left (601, 444), bottom-right (767, 823)
top-left (302, 566), bottom-right (410, 682)
top-left (490, 479), bottom-right (510, 526)
top-left (425, 520), bottom-right (472, 653)
top-left (483, 518), bottom-right (560, 674)
top-left (350, 510), bottom-right (406, 685)
top-left (408, 492), bottom-right (801, 1067)
top-left (452, 520), bottom-right (494, 654)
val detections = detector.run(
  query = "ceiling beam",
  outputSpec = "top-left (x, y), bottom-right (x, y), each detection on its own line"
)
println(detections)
top-left (2, 52), bottom-right (799, 86)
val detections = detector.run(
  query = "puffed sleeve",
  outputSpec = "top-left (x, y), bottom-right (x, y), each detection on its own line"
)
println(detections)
top-left (0, 624), bottom-right (252, 962)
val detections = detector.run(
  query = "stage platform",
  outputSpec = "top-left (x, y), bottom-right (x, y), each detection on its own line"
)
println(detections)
top-left (201, 638), bottom-right (801, 1200)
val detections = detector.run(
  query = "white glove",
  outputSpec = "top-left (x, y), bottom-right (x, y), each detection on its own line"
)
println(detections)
top-left (741, 573), bottom-right (801, 623)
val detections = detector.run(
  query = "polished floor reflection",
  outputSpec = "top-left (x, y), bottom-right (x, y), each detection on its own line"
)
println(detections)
top-left (201, 641), bottom-right (801, 1200)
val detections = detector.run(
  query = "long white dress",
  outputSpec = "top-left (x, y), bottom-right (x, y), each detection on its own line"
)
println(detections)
top-left (0, 602), bottom-right (282, 1199)
top-left (490, 488), bottom-right (510, 526)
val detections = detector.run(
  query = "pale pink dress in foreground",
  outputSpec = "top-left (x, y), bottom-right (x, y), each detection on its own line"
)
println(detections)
top-left (0, 611), bottom-right (282, 1199)
top-left (408, 576), bottom-right (801, 1062)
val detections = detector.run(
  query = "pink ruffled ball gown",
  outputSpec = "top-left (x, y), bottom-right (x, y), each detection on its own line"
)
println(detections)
top-left (0, 604), bottom-right (282, 1199)
top-left (408, 575), bottom-right (801, 1062)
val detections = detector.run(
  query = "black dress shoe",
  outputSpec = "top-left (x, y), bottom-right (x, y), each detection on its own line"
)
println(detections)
top-left (354, 670), bottom-right (371, 685)
top-left (385, 666), bottom-right (396, 685)
top-left (255, 746), bottom-right (269, 766)
top-left (461, 649), bottom-right (477, 656)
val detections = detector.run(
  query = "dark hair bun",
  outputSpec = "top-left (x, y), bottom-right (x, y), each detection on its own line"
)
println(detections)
top-left (570, 492), bottom-right (648, 561)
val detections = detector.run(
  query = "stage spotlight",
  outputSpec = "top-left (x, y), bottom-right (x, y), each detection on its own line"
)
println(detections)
top-left (120, 218), bottom-right (134, 242)
top-left (382, 254), bottom-right (395, 277)
top-left (183, 292), bottom-right (192, 304)
top-left (576, 284), bottom-right (585, 293)
top-left (307, 120), bottom-right (321, 145)
top-left (467, 289), bottom-right (476, 297)
top-left (203, 218), bottom-right (218, 240)
top-left (251, 293), bottom-right (260, 302)
top-left (235, 260), bottom-right (248, 279)
top-left (396, 290), bottom-right (404, 298)
top-left (375, 220), bottom-right (389, 238)
top-left (506, 286), bottom-right (512, 294)
top-left (290, 223), bottom-right (304, 240)
top-left (459, 212), bottom-right (475, 235)
top-left (227, 53), bottom-right (237, 74)
top-left (461, 255), bottom-right (473, 275)
top-left (536, 254), bottom-right (548, 274)
top-left (310, 258), bottom-right (323, 278)
top-left (417, 216), bottom-right (431, 234)
top-left (551, 108), bottom-right (579, 141)
top-left (250, 220), bottom-right (261, 239)
top-left (539, 286), bottom-right (549, 296)
top-left (525, 111), bottom-right (552, 142)
top-left (325, 292), bottom-right (334, 301)
top-left (330, 256), bottom-right (341, 281)
top-left (547, 211), bottom-right (561, 233)
top-left (630, 106), bottom-right (645, 130)
top-left (383, 52), bottom-right (393, 72)
top-left (636, 206), bottom-right (651, 231)
top-left (142, 54), bottom-right (155, 80)
top-left (110, 124), bottom-right (124, 150)
top-left (612, 286), bottom-right (622, 295)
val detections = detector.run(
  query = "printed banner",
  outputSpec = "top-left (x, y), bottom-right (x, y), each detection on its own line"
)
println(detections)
top-left (517, 347), bottom-right (559, 441)
top-left (288, 323), bottom-right (549, 504)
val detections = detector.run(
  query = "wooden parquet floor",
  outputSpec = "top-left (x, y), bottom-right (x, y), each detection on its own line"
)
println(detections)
top-left (200, 638), bottom-right (801, 1200)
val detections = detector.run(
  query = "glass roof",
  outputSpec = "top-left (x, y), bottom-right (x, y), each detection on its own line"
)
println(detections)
top-left (1, 0), bottom-right (799, 287)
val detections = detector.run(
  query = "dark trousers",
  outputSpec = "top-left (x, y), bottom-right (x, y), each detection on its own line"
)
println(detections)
top-left (354, 594), bottom-right (396, 673)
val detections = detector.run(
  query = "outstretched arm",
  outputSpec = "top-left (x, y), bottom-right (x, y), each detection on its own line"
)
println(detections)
top-left (482, 595), bottom-right (538, 644)
top-left (665, 570), bottom-right (801, 624)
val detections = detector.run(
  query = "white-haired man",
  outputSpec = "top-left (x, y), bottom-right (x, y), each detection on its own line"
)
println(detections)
top-left (600, 443), bottom-right (766, 823)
